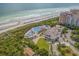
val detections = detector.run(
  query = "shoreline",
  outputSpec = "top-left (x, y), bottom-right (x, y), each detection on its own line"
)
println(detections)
top-left (0, 8), bottom-right (70, 34)
top-left (0, 16), bottom-right (58, 34)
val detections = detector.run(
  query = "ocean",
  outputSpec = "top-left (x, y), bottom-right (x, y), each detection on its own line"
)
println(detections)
top-left (0, 3), bottom-right (79, 21)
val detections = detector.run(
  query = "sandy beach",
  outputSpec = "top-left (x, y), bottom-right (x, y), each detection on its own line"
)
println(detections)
top-left (0, 8), bottom-right (70, 34)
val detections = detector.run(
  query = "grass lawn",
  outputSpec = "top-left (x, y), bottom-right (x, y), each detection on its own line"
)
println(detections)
top-left (37, 37), bottom-right (49, 51)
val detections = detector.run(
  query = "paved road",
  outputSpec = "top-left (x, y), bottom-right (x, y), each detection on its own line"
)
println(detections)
top-left (58, 29), bottom-right (79, 55)
top-left (52, 42), bottom-right (61, 56)
top-left (64, 42), bottom-right (79, 55)
top-left (65, 30), bottom-right (79, 55)
top-left (65, 30), bottom-right (76, 45)
top-left (59, 36), bottom-right (79, 55)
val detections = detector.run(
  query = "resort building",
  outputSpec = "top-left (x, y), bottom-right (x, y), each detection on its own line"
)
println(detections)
top-left (59, 9), bottom-right (79, 26)
top-left (45, 25), bottom-right (62, 43)
top-left (24, 25), bottom-right (50, 39)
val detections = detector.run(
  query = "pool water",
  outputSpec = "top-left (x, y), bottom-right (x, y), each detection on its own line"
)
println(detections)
top-left (32, 26), bottom-right (41, 33)
top-left (25, 25), bottom-right (50, 38)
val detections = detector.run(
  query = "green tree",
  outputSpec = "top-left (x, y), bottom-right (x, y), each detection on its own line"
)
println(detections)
top-left (74, 42), bottom-right (79, 49)
top-left (36, 49), bottom-right (48, 56)
top-left (62, 27), bottom-right (68, 34)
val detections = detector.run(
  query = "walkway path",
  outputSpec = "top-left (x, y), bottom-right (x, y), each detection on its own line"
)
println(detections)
top-left (48, 43), bottom-right (53, 56)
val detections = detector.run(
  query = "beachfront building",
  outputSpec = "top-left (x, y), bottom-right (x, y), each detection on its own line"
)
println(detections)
top-left (45, 25), bottom-right (62, 43)
top-left (59, 9), bottom-right (79, 27)
top-left (24, 25), bottom-right (50, 39)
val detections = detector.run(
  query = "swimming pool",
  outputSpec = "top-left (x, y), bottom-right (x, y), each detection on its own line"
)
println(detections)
top-left (25, 25), bottom-right (50, 38)
top-left (32, 26), bottom-right (41, 33)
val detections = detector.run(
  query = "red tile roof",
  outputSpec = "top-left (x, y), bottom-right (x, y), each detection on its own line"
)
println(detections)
top-left (23, 47), bottom-right (34, 56)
